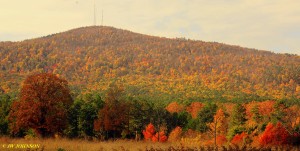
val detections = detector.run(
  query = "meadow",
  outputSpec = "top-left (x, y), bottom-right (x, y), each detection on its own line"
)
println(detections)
top-left (1, 137), bottom-right (300, 151)
top-left (0, 137), bottom-right (185, 151)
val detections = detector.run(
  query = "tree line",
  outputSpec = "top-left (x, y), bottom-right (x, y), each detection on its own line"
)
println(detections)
top-left (0, 73), bottom-right (300, 148)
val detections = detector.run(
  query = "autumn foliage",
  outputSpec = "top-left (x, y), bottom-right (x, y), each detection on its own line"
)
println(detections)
top-left (9, 73), bottom-right (72, 137)
top-left (0, 26), bottom-right (298, 108)
top-left (94, 85), bottom-right (129, 137)
top-left (165, 102), bottom-right (184, 113)
top-left (231, 132), bottom-right (248, 146)
top-left (0, 26), bottom-right (299, 150)
top-left (216, 135), bottom-right (227, 146)
top-left (209, 109), bottom-right (227, 135)
top-left (142, 123), bottom-right (167, 142)
top-left (259, 122), bottom-right (290, 146)
top-left (152, 131), bottom-right (168, 142)
top-left (142, 123), bottom-right (156, 141)
top-left (168, 126), bottom-right (183, 142)
top-left (186, 102), bottom-right (204, 119)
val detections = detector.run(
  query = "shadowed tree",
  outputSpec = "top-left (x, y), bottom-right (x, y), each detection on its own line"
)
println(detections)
top-left (0, 94), bottom-right (13, 135)
top-left (197, 102), bottom-right (217, 132)
top-left (94, 84), bottom-right (129, 139)
top-left (77, 93), bottom-right (104, 138)
top-left (9, 73), bottom-right (72, 137)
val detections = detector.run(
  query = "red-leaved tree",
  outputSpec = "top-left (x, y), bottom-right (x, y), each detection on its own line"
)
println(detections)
top-left (142, 123), bottom-right (156, 141)
top-left (231, 132), bottom-right (248, 146)
top-left (216, 135), bottom-right (227, 146)
top-left (94, 84), bottom-right (129, 138)
top-left (259, 122), bottom-right (290, 146)
top-left (9, 73), bottom-right (72, 137)
top-left (142, 123), bottom-right (167, 142)
top-left (152, 131), bottom-right (168, 142)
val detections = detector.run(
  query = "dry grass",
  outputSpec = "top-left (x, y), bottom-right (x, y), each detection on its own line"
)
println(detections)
top-left (1, 137), bottom-right (300, 151)
top-left (0, 137), bottom-right (183, 151)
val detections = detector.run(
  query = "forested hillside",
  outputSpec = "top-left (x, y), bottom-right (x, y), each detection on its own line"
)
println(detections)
top-left (1, 26), bottom-right (300, 149)
top-left (0, 26), bottom-right (299, 103)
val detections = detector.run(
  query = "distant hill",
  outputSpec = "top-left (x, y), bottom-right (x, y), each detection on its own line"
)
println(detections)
top-left (0, 26), bottom-right (299, 103)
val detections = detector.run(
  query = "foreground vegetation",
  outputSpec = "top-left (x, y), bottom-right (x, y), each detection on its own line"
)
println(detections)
top-left (0, 73), bottom-right (299, 151)
top-left (1, 137), bottom-right (300, 151)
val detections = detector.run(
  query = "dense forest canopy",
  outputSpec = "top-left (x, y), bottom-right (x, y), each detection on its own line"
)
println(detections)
top-left (0, 26), bottom-right (299, 104)
top-left (1, 26), bottom-right (300, 149)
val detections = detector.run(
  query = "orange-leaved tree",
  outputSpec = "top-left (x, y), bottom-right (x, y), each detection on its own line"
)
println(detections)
top-left (186, 102), bottom-right (203, 119)
top-left (208, 109), bottom-right (228, 147)
top-left (165, 102), bottom-right (185, 113)
top-left (168, 126), bottom-right (182, 142)
top-left (9, 73), bottom-right (72, 137)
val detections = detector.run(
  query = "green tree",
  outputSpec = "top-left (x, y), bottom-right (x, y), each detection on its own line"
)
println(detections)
top-left (64, 99), bottom-right (83, 138)
top-left (227, 125), bottom-right (246, 140)
top-left (0, 94), bottom-right (12, 135)
top-left (227, 103), bottom-right (247, 140)
top-left (185, 115), bottom-right (200, 131)
top-left (172, 111), bottom-right (189, 128)
top-left (127, 99), bottom-right (152, 139)
top-left (230, 103), bottom-right (246, 126)
top-left (271, 100), bottom-right (288, 124)
top-left (197, 102), bottom-right (218, 132)
top-left (251, 104), bottom-right (262, 123)
top-left (78, 93), bottom-right (104, 138)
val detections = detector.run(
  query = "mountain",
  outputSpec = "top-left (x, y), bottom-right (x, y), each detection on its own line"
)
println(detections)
top-left (0, 26), bottom-right (299, 103)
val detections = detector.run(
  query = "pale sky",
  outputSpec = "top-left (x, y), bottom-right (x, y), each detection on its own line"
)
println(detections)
top-left (0, 0), bottom-right (300, 55)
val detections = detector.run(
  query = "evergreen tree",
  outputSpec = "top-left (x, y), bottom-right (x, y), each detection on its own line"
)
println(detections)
top-left (271, 100), bottom-right (288, 124)
top-left (230, 103), bottom-right (247, 126)
top-left (197, 103), bottom-right (218, 132)
top-left (64, 99), bottom-right (83, 138)
top-left (0, 94), bottom-right (12, 135)
top-left (65, 93), bottom-right (104, 139)
top-left (251, 104), bottom-right (262, 123)
top-left (227, 103), bottom-right (247, 140)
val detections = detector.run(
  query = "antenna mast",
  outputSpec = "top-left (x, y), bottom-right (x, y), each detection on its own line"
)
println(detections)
top-left (101, 9), bottom-right (103, 26)
top-left (94, 0), bottom-right (96, 25)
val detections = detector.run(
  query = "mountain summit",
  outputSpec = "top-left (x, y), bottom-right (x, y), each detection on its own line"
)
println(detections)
top-left (0, 26), bottom-right (299, 102)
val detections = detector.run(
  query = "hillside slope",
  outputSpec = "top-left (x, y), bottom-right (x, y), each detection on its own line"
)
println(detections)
top-left (0, 26), bottom-right (299, 103)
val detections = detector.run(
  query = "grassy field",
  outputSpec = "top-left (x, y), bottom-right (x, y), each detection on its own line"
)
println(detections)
top-left (0, 137), bottom-right (184, 151)
top-left (1, 137), bottom-right (299, 151)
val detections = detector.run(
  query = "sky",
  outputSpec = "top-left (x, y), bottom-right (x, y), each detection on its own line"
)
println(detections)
top-left (0, 0), bottom-right (300, 55)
